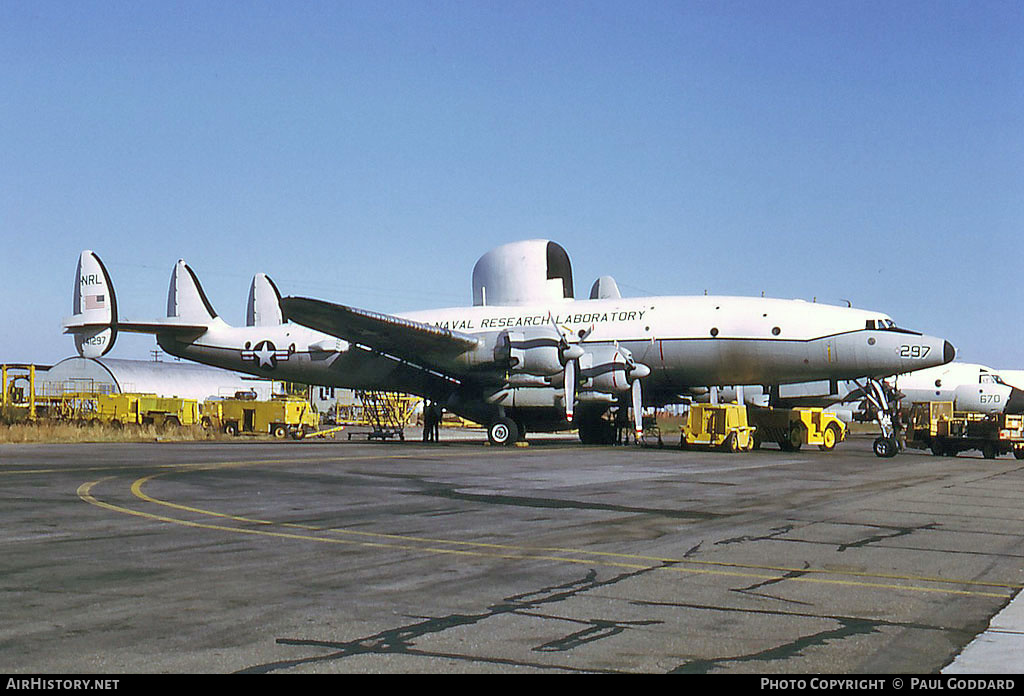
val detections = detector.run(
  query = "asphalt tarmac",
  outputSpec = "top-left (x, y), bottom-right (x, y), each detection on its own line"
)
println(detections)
top-left (2, 432), bottom-right (1023, 674)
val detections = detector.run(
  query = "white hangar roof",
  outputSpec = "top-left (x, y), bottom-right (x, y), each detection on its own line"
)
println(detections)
top-left (42, 357), bottom-right (274, 402)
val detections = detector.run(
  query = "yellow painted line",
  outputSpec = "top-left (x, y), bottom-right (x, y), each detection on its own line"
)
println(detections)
top-left (129, 461), bottom-right (1024, 594)
top-left (69, 471), bottom-right (1013, 600)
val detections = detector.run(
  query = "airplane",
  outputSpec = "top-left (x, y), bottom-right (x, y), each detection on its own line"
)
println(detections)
top-left (704, 361), bottom-right (1024, 418)
top-left (63, 240), bottom-right (955, 456)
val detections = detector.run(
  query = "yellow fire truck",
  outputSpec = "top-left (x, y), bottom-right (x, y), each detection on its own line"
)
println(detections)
top-left (94, 393), bottom-right (199, 428)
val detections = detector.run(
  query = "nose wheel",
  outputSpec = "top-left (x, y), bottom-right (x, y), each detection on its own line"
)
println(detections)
top-left (854, 378), bottom-right (903, 458)
top-left (873, 436), bottom-right (899, 458)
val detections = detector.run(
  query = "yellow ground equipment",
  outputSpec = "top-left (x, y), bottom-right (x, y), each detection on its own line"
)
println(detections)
top-left (748, 407), bottom-right (846, 451)
top-left (203, 394), bottom-right (319, 439)
top-left (907, 401), bottom-right (1024, 459)
top-left (1, 364), bottom-right (38, 422)
top-left (680, 403), bottom-right (755, 452)
top-left (94, 393), bottom-right (199, 428)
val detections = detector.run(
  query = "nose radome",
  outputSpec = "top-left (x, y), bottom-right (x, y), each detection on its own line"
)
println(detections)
top-left (943, 340), bottom-right (956, 364)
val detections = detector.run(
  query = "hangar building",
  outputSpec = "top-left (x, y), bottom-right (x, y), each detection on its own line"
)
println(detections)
top-left (42, 357), bottom-right (274, 402)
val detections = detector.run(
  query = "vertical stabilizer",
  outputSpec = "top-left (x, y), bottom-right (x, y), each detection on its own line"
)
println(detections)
top-left (246, 273), bottom-right (284, 326)
top-left (65, 250), bottom-right (118, 357)
top-left (167, 260), bottom-right (218, 324)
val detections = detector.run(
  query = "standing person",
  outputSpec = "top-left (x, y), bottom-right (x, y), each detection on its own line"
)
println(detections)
top-left (429, 402), bottom-right (442, 442)
top-left (422, 400), bottom-right (435, 442)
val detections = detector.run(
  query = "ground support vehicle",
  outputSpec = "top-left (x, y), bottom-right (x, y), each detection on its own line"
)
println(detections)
top-left (679, 403), bottom-right (755, 452)
top-left (907, 401), bottom-right (1024, 459)
top-left (203, 395), bottom-right (319, 439)
top-left (748, 407), bottom-right (847, 452)
top-left (91, 393), bottom-right (199, 428)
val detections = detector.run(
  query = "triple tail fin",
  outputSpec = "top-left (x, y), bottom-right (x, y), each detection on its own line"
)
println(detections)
top-left (64, 251), bottom-right (218, 359)
top-left (246, 273), bottom-right (284, 327)
top-left (64, 250), bottom-right (118, 358)
top-left (167, 260), bottom-right (218, 324)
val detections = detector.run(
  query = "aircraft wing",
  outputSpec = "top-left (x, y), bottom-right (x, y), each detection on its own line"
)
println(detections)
top-left (281, 296), bottom-right (482, 367)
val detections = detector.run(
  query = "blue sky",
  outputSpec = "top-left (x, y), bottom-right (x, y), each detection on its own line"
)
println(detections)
top-left (2, 1), bottom-right (1022, 367)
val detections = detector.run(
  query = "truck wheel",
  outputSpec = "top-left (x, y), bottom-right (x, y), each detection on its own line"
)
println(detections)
top-left (224, 422), bottom-right (238, 436)
top-left (982, 442), bottom-right (997, 459)
top-left (722, 432), bottom-right (738, 453)
top-left (273, 425), bottom-right (288, 439)
top-left (1015, 447), bottom-right (1024, 460)
top-left (787, 425), bottom-right (804, 451)
top-left (818, 424), bottom-right (840, 451)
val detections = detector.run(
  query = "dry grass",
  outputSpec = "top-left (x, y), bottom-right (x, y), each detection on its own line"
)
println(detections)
top-left (0, 421), bottom-right (232, 444)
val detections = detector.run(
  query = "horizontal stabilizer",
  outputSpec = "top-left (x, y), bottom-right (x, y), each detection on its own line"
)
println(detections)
top-left (282, 297), bottom-right (480, 361)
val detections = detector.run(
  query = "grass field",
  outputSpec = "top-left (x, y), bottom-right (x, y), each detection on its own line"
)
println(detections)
top-left (0, 421), bottom-right (227, 444)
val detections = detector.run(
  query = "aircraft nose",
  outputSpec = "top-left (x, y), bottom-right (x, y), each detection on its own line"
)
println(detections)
top-left (943, 340), bottom-right (956, 364)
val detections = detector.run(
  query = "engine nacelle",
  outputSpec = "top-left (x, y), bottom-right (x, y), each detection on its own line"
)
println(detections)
top-left (580, 344), bottom-right (631, 394)
top-left (501, 327), bottom-right (565, 377)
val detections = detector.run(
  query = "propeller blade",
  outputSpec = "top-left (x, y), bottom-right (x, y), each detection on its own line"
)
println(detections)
top-left (564, 360), bottom-right (576, 421)
top-left (632, 378), bottom-right (643, 438)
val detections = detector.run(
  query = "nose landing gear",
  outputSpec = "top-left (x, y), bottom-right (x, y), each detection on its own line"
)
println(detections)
top-left (854, 378), bottom-right (902, 458)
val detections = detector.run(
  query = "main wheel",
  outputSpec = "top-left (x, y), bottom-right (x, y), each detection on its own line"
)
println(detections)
top-left (487, 417), bottom-right (518, 446)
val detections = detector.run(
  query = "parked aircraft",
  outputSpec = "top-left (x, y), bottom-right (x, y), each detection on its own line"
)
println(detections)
top-left (63, 240), bottom-right (955, 455)
top-left (707, 361), bottom-right (1024, 417)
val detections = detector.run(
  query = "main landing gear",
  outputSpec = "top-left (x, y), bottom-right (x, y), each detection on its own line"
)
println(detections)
top-left (487, 416), bottom-right (520, 446)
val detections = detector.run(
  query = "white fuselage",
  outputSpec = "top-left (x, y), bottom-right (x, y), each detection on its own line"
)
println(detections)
top-left (161, 294), bottom-right (952, 428)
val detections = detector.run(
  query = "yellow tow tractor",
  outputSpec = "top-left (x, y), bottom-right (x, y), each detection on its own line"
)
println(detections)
top-left (202, 394), bottom-right (319, 439)
top-left (747, 407), bottom-right (846, 452)
top-left (680, 403), bottom-right (755, 452)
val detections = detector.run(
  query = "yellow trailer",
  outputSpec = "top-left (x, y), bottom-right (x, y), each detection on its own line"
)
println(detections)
top-left (95, 393), bottom-right (199, 428)
top-left (680, 403), bottom-right (755, 452)
top-left (748, 407), bottom-right (846, 451)
top-left (203, 395), bottom-right (319, 439)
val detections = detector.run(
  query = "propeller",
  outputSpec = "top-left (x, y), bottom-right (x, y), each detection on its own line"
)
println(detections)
top-left (547, 314), bottom-right (588, 422)
top-left (623, 350), bottom-right (651, 439)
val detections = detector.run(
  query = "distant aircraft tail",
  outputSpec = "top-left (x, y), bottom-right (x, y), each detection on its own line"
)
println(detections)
top-left (246, 273), bottom-right (284, 326)
top-left (63, 250), bottom-right (119, 358)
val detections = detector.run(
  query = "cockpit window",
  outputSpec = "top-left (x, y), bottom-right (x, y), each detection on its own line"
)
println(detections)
top-left (866, 320), bottom-right (876, 330)
top-left (867, 318), bottom-right (899, 330)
